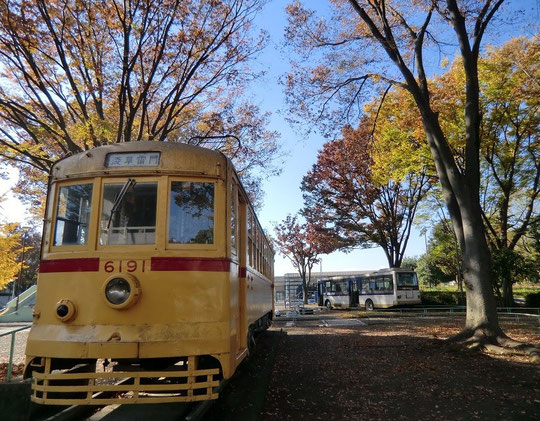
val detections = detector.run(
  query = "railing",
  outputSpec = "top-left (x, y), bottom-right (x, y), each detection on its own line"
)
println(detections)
top-left (0, 324), bottom-right (31, 381)
top-left (373, 306), bottom-right (540, 324)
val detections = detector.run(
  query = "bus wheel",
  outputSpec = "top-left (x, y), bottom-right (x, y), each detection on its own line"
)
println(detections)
top-left (325, 300), bottom-right (332, 310)
top-left (365, 299), bottom-right (374, 311)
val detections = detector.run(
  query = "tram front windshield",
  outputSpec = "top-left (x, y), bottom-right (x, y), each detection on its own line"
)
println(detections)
top-left (54, 183), bottom-right (93, 246)
top-left (100, 182), bottom-right (157, 245)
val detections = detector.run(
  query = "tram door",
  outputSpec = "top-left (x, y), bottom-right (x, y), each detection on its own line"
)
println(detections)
top-left (318, 282), bottom-right (325, 306)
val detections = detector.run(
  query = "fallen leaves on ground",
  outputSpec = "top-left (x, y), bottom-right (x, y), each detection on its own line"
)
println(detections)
top-left (262, 315), bottom-right (540, 421)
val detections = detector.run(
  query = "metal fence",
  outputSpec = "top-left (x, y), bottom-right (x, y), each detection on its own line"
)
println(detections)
top-left (373, 306), bottom-right (540, 324)
top-left (1, 324), bottom-right (31, 381)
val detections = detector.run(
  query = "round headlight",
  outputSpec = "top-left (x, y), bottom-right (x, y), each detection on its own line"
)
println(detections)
top-left (105, 278), bottom-right (131, 305)
top-left (55, 299), bottom-right (77, 322)
top-left (102, 273), bottom-right (141, 310)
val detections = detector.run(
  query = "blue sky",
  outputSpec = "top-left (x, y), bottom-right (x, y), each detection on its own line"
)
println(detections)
top-left (251, 0), bottom-right (421, 276)
top-left (250, 0), bottom-right (540, 276)
top-left (1, 0), bottom-right (538, 277)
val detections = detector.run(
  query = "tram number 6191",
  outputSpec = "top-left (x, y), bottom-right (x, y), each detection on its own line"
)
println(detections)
top-left (103, 260), bottom-right (147, 273)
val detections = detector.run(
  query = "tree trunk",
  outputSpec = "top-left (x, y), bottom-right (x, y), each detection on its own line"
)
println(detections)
top-left (460, 215), bottom-right (502, 336)
top-left (420, 114), bottom-right (504, 343)
top-left (502, 277), bottom-right (514, 308)
top-left (301, 275), bottom-right (308, 305)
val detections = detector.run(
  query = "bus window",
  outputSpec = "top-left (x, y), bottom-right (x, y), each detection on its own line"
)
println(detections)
top-left (54, 183), bottom-right (93, 246)
top-left (100, 182), bottom-right (157, 245)
top-left (375, 275), bottom-right (393, 292)
top-left (359, 277), bottom-right (370, 293)
top-left (169, 182), bottom-right (214, 244)
top-left (333, 280), bottom-right (347, 294)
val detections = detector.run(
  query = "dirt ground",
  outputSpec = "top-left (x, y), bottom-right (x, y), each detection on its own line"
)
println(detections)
top-left (2, 313), bottom-right (539, 420)
top-left (258, 312), bottom-right (540, 421)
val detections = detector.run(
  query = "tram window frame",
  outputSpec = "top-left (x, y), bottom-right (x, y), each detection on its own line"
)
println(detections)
top-left (168, 180), bottom-right (215, 245)
top-left (52, 181), bottom-right (94, 248)
top-left (165, 177), bottom-right (219, 251)
top-left (230, 181), bottom-right (238, 257)
top-left (247, 210), bottom-right (254, 267)
top-left (98, 178), bottom-right (159, 247)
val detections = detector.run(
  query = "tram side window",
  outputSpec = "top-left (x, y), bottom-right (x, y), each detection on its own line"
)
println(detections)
top-left (169, 182), bottom-right (214, 244)
top-left (100, 182), bottom-right (157, 245)
top-left (231, 183), bottom-right (237, 255)
top-left (247, 211), bottom-right (253, 266)
top-left (54, 183), bottom-right (93, 246)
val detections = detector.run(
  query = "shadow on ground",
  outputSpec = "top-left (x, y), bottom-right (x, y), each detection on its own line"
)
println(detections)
top-left (261, 318), bottom-right (540, 421)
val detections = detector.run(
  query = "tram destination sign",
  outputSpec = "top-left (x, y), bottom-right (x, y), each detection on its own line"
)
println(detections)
top-left (105, 152), bottom-right (161, 168)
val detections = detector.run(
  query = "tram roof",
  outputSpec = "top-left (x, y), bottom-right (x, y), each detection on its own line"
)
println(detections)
top-left (51, 141), bottom-right (228, 180)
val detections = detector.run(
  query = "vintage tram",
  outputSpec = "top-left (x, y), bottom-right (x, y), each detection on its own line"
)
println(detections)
top-left (23, 141), bottom-right (274, 405)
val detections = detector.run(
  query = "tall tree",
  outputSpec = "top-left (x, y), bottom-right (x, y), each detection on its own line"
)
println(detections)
top-left (274, 215), bottom-right (335, 304)
top-left (0, 0), bottom-right (280, 207)
top-left (285, 0), bottom-right (534, 349)
top-left (371, 36), bottom-right (539, 305)
top-left (477, 37), bottom-right (539, 306)
top-left (0, 223), bottom-right (25, 290)
top-left (302, 124), bottom-right (431, 268)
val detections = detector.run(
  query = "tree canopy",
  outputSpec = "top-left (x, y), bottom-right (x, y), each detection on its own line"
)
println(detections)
top-left (284, 0), bottom-right (538, 350)
top-left (0, 223), bottom-right (28, 290)
top-left (273, 214), bottom-right (336, 304)
top-left (365, 35), bottom-right (539, 304)
top-left (0, 0), bottom-right (281, 207)
top-left (302, 123), bottom-right (431, 268)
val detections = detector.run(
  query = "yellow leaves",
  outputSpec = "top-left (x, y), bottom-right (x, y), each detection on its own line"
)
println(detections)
top-left (441, 57), bottom-right (449, 69)
top-left (0, 223), bottom-right (24, 290)
top-left (366, 35), bottom-right (539, 187)
top-left (367, 86), bottom-right (429, 185)
top-left (70, 115), bottom-right (116, 147)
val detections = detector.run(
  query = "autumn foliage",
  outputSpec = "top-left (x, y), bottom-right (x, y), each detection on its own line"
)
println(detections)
top-left (0, 223), bottom-right (26, 290)
top-left (302, 123), bottom-right (431, 268)
top-left (0, 0), bottom-right (280, 208)
top-left (273, 215), bottom-right (337, 303)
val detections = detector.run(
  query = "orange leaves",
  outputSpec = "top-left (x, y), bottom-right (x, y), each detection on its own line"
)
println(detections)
top-left (301, 120), bottom-right (431, 267)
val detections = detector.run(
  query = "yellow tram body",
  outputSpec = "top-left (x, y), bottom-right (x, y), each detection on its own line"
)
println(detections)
top-left (24, 142), bottom-right (274, 405)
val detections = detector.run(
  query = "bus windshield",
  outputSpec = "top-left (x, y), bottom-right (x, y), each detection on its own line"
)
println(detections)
top-left (397, 272), bottom-right (419, 289)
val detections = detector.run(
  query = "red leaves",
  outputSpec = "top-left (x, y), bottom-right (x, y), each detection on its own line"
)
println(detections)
top-left (302, 121), bottom-right (430, 267)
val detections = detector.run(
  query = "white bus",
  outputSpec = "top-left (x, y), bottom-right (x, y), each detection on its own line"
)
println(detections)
top-left (317, 268), bottom-right (421, 310)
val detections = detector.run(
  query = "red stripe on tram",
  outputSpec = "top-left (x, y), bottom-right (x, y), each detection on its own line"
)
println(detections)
top-left (39, 258), bottom-right (100, 273)
top-left (151, 257), bottom-right (231, 272)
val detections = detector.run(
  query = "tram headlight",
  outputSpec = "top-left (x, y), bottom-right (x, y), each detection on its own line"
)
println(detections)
top-left (55, 299), bottom-right (77, 322)
top-left (105, 278), bottom-right (131, 304)
top-left (102, 274), bottom-right (141, 310)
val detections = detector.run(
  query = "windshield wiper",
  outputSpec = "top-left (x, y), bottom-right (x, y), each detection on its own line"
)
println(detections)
top-left (106, 178), bottom-right (136, 229)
